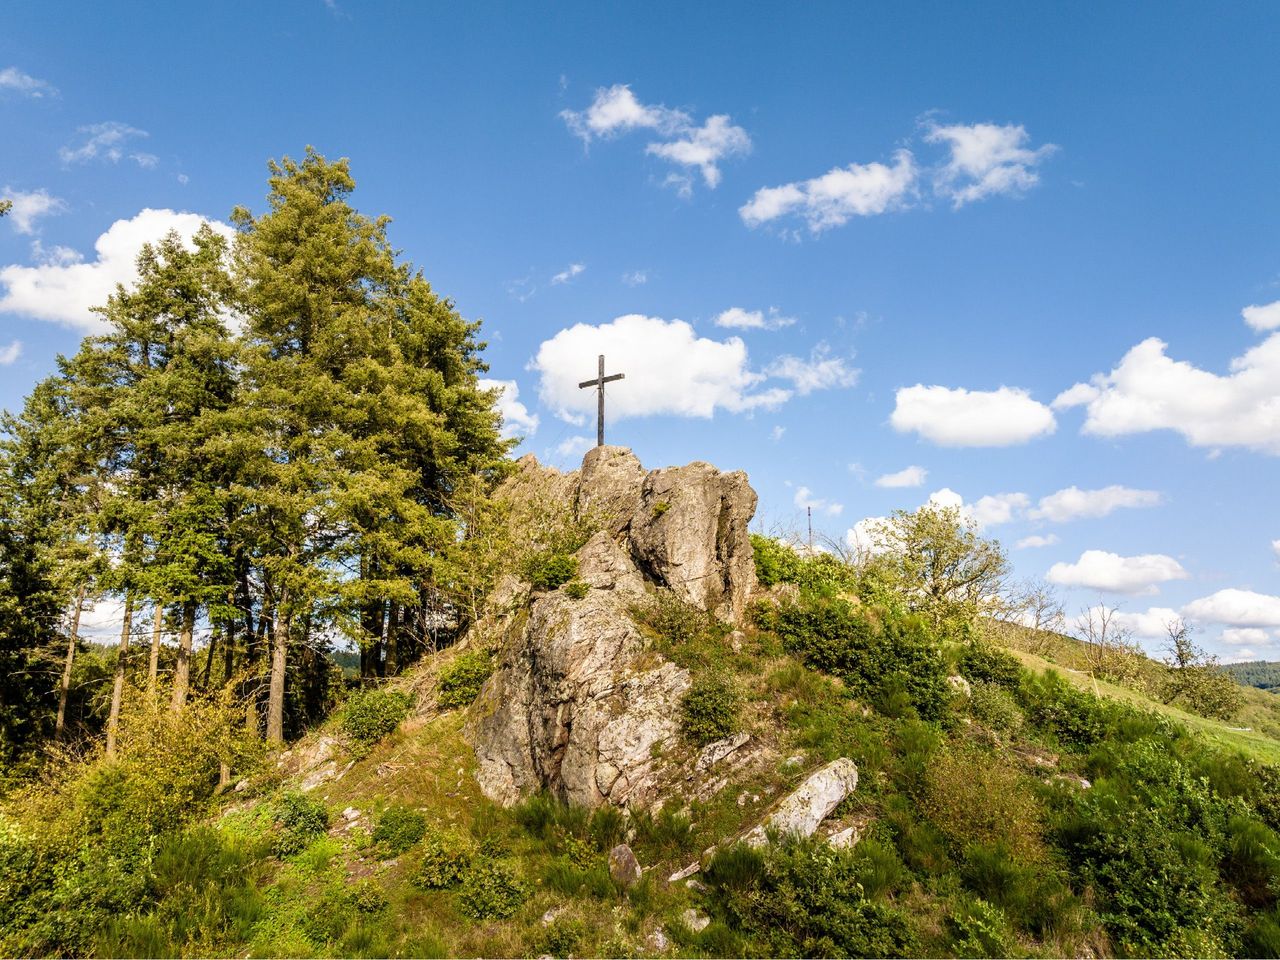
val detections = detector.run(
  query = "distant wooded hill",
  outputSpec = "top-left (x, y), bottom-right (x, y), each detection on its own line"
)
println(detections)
top-left (1219, 661), bottom-right (1280, 692)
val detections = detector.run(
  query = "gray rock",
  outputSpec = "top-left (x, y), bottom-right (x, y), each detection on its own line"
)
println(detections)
top-left (668, 860), bottom-right (701, 882)
top-left (947, 674), bottom-right (973, 697)
top-left (744, 757), bottom-right (859, 847)
top-left (646, 927), bottom-right (669, 952)
top-left (609, 842), bottom-right (643, 887)
top-left (578, 445), bottom-right (647, 534)
top-left (695, 733), bottom-right (751, 773)
top-left (629, 463), bottom-right (757, 621)
top-left (827, 825), bottom-right (859, 848)
top-left (342, 806), bottom-right (361, 821)
top-left (681, 908), bottom-right (711, 933)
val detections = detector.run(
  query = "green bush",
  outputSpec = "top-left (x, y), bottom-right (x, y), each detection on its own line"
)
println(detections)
top-left (968, 681), bottom-right (1024, 733)
top-left (341, 686), bottom-right (411, 748)
top-left (273, 792), bottom-right (330, 856)
top-left (946, 895), bottom-right (1015, 959)
top-left (437, 651), bottom-right (493, 709)
top-left (371, 805), bottom-right (426, 855)
top-left (680, 672), bottom-right (741, 746)
top-left (704, 838), bottom-right (916, 957)
top-left (526, 552), bottom-right (579, 591)
top-left (759, 596), bottom-right (949, 719)
top-left (530, 918), bottom-right (587, 957)
top-left (563, 579), bottom-right (590, 599)
top-left (411, 828), bottom-right (472, 889)
top-left (751, 534), bottom-right (859, 596)
top-left (957, 642), bottom-right (1023, 688)
top-left (457, 859), bottom-right (530, 920)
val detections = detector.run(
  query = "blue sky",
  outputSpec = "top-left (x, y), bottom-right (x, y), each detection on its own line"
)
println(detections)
top-left (3, 1), bottom-right (1279, 657)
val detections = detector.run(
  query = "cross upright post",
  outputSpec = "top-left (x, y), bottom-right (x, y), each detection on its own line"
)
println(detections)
top-left (578, 354), bottom-right (625, 447)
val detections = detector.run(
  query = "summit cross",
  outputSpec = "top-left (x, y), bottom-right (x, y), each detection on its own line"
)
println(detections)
top-left (578, 354), bottom-right (625, 447)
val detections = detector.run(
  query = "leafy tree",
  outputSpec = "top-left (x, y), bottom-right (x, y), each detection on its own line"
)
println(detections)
top-left (863, 504), bottom-right (1010, 637)
top-left (1162, 618), bottom-right (1243, 720)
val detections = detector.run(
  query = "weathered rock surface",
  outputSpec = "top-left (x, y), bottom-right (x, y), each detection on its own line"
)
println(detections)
top-left (609, 843), bottom-right (642, 887)
top-left (465, 446), bottom-right (759, 809)
top-left (744, 757), bottom-right (859, 847)
top-left (695, 733), bottom-right (752, 773)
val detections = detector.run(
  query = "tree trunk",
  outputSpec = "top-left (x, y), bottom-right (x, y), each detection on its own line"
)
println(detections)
top-left (106, 590), bottom-right (135, 757)
top-left (55, 585), bottom-right (87, 740)
top-left (266, 600), bottom-right (289, 744)
top-left (170, 600), bottom-right (196, 712)
top-left (202, 624), bottom-right (220, 690)
top-left (148, 603), bottom-right (164, 695)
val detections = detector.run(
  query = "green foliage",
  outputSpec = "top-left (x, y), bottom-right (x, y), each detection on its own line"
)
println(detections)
top-left (530, 917), bottom-right (587, 957)
top-left (957, 642), bottom-right (1023, 688)
top-left (411, 827), bottom-right (472, 889)
top-left (680, 672), bottom-right (741, 746)
top-left (525, 551), bottom-right (579, 591)
top-left (704, 838), bottom-right (916, 957)
top-left (273, 792), bottom-right (330, 857)
top-left (750, 533), bottom-right (859, 596)
top-left (968, 680), bottom-right (1024, 733)
top-left (759, 596), bottom-right (950, 719)
top-left (563, 578), bottom-right (590, 599)
top-left (341, 686), bottom-right (411, 748)
top-left (371, 805), bottom-right (426, 855)
top-left (1220, 660), bottom-right (1280, 693)
top-left (437, 650), bottom-right (494, 709)
top-left (457, 858), bottom-right (530, 920)
top-left (945, 895), bottom-right (1016, 959)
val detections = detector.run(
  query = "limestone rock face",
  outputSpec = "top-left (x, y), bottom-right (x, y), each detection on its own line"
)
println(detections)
top-left (465, 447), bottom-right (758, 809)
top-left (629, 463), bottom-right (758, 621)
top-left (744, 758), bottom-right (859, 846)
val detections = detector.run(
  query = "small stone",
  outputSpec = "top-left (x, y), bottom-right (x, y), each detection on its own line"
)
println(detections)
top-left (947, 674), bottom-right (972, 698)
top-left (728, 630), bottom-right (745, 653)
top-left (781, 754), bottom-right (805, 770)
top-left (541, 906), bottom-right (562, 925)
top-left (609, 842), bottom-right (642, 887)
top-left (342, 806), bottom-right (361, 821)
top-left (681, 908), bottom-right (711, 933)
top-left (695, 732), bottom-right (751, 773)
top-left (827, 826), bottom-right (858, 848)
top-left (668, 860), bottom-right (700, 882)
top-left (233, 779), bottom-right (249, 792)
top-left (646, 928), bottom-right (669, 952)
top-left (685, 879), bottom-right (706, 892)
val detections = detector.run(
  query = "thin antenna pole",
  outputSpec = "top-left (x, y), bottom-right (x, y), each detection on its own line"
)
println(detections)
top-left (807, 506), bottom-right (813, 553)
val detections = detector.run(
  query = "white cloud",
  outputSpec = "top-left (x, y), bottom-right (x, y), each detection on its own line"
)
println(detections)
top-left (0, 66), bottom-right (57, 98)
top-left (1054, 312), bottom-right (1280, 454)
top-left (1016, 534), bottom-right (1059, 549)
top-left (555, 436), bottom-right (595, 460)
top-left (765, 345), bottom-right (858, 394)
top-left (770, 425), bottom-right (786, 442)
top-left (845, 515), bottom-right (889, 554)
top-left (0, 341), bottom-right (20, 365)
top-left (926, 487), bottom-right (1028, 529)
top-left (875, 465), bottom-right (927, 488)
top-left (58, 122), bottom-right (155, 167)
top-left (891, 384), bottom-right (1056, 447)
top-left (1182, 589), bottom-right (1280, 628)
top-left (1221, 627), bottom-right (1273, 646)
top-left (560, 84), bottom-right (749, 192)
top-left (551, 262), bottom-right (585, 285)
top-left (924, 121), bottom-right (1057, 207)
top-left (621, 270), bottom-right (648, 286)
top-left (1273, 539), bottom-right (1280, 562)
top-left (714, 306), bottom-right (796, 331)
top-left (740, 150), bottom-right (917, 233)
top-left (1243, 301), bottom-right (1280, 332)
top-left (479, 378), bottom-right (539, 440)
top-left (1, 187), bottom-right (67, 234)
top-left (532, 314), bottom-right (790, 423)
top-left (1111, 606), bottom-right (1182, 639)
top-left (645, 114), bottom-right (751, 189)
top-left (794, 485), bottom-right (843, 517)
top-left (1047, 550), bottom-right (1189, 595)
top-left (1030, 485), bottom-right (1164, 523)
top-left (0, 208), bottom-right (234, 332)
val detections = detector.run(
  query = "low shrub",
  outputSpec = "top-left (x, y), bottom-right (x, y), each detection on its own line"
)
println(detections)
top-left (680, 672), bottom-right (741, 746)
top-left (969, 681), bottom-right (1024, 733)
top-left (437, 651), bottom-right (493, 709)
top-left (530, 917), bottom-right (587, 957)
top-left (751, 533), bottom-right (859, 597)
top-left (341, 686), bottom-right (411, 749)
top-left (371, 805), bottom-right (426, 855)
top-left (411, 828), bottom-right (471, 889)
top-left (273, 792), bottom-right (330, 857)
top-left (457, 859), bottom-right (530, 920)
top-left (526, 552), bottom-right (578, 591)
top-left (704, 838), bottom-right (916, 957)
top-left (563, 579), bottom-right (590, 599)
top-left (945, 895), bottom-right (1016, 959)
top-left (957, 643), bottom-right (1023, 689)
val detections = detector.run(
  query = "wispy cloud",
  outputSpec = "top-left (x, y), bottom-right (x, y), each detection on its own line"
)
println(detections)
top-left (0, 66), bottom-right (57, 99)
top-left (59, 122), bottom-right (155, 167)
top-left (0, 187), bottom-right (67, 234)
top-left (551, 262), bottom-right (585, 285)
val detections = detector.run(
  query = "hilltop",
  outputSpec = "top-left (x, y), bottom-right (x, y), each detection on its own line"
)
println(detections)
top-left (5, 446), bottom-right (1280, 959)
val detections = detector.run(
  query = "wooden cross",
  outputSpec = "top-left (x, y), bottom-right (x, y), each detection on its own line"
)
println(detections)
top-left (578, 354), bottom-right (625, 447)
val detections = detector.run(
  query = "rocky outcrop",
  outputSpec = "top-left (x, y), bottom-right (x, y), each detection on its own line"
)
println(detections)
top-left (743, 758), bottom-right (859, 847)
top-left (465, 446), bottom-right (758, 809)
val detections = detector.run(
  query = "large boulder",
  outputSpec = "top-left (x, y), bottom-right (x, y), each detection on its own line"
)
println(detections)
top-left (743, 758), bottom-right (859, 846)
top-left (466, 535), bottom-right (689, 808)
top-left (464, 447), bottom-right (759, 809)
